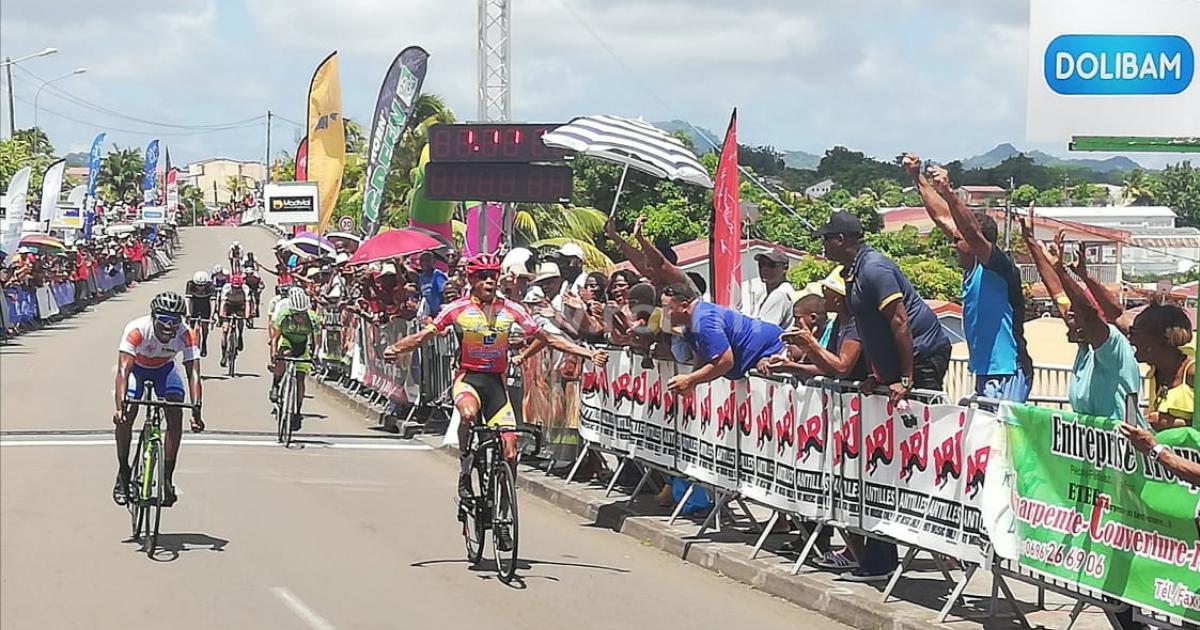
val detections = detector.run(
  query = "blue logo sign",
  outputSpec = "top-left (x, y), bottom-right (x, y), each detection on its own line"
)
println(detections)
top-left (1044, 34), bottom-right (1194, 95)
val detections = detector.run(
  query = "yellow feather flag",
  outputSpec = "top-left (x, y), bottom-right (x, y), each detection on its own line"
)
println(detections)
top-left (306, 51), bottom-right (345, 233)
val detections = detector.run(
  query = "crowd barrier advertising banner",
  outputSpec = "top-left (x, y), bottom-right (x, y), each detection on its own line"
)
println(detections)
top-left (830, 390), bottom-right (863, 525)
top-left (1001, 404), bottom-right (1200, 624)
top-left (791, 383), bottom-right (829, 519)
top-left (361, 317), bottom-right (418, 403)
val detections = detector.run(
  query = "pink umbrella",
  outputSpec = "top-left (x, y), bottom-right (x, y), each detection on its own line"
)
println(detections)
top-left (346, 228), bottom-right (446, 266)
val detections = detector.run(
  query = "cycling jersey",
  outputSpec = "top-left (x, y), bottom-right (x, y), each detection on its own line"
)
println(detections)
top-left (118, 315), bottom-right (199, 369)
top-left (212, 272), bottom-right (229, 289)
top-left (428, 296), bottom-right (541, 374)
top-left (273, 305), bottom-right (319, 340)
top-left (220, 284), bottom-right (248, 307)
top-left (185, 281), bottom-right (216, 319)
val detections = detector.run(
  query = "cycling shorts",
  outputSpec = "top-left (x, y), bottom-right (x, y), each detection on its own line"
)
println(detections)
top-left (221, 302), bottom-right (246, 319)
top-left (453, 372), bottom-right (516, 428)
top-left (278, 336), bottom-right (312, 375)
top-left (127, 362), bottom-right (186, 401)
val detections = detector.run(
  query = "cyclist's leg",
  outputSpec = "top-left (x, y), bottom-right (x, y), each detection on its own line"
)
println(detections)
top-left (452, 377), bottom-right (482, 457)
top-left (149, 365), bottom-right (187, 491)
top-left (474, 373), bottom-right (519, 468)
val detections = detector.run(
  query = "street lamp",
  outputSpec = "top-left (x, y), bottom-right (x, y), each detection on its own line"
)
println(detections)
top-left (33, 67), bottom-right (86, 128)
top-left (1, 47), bottom-right (60, 137)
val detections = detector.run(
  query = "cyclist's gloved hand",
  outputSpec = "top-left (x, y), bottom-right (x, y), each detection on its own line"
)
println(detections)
top-left (190, 406), bottom-right (205, 433)
top-left (112, 408), bottom-right (128, 425)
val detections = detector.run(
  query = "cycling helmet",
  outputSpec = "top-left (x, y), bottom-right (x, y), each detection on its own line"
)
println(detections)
top-left (465, 253), bottom-right (502, 277)
top-left (150, 291), bottom-right (186, 317)
top-left (245, 252), bottom-right (256, 261)
top-left (230, 274), bottom-right (245, 287)
top-left (275, 284), bottom-right (291, 296)
top-left (287, 286), bottom-right (311, 311)
top-left (193, 270), bottom-right (211, 285)
top-left (232, 240), bottom-right (240, 248)
top-left (213, 263), bottom-right (225, 274)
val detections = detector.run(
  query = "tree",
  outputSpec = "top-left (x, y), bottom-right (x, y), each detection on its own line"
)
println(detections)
top-left (1122, 168), bottom-right (1154, 205)
top-left (786, 255), bottom-right (835, 288)
top-left (1036, 187), bottom-right (1065, 207)
top-left (512, 204), bottom-right (613, 269)
top-left (224, 175), bottom-right (248, 200)
top-left (13, 127), bottom-right (53, 157)
top-left (1011, 184), bottom-right (1039, 206)
top-left (272, 150), bottom-right (296, 182)
top-left (177, 182), bottom-right (206, 224)
top-left (97, 146), bottom-right (143, 204)
top-left (1152, 161), bottom-right (1200, 228)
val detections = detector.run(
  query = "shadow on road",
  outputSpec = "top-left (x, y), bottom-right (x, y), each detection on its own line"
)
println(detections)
top-left (410, 556), bottom-right (630, 588)
top-left (149, 532), bottom-right (230, 563)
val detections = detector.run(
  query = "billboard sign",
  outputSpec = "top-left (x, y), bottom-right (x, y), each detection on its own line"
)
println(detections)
top-left (263, 182), bottom-right (320, 226)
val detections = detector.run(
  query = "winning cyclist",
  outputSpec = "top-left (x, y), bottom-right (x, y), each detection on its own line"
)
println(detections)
top-left (269, 286), bottom-right (319, 431)
top-left (184, 270), bottom-right (216, 357)
top-left (217, 274), bottom-right (251, 367)
top-left (113, 292), bottom-right (204, 507)
top-left (384, 254), bottom-right (607, 538)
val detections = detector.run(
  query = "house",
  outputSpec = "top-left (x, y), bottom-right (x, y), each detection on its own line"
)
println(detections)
top-left (1031, 206), bottom-right (1197, 277)
top-left (804, 178), bottom-right (835, 200)
top-left (954, 185), bottom-right (1007, 207)
top-left (177, 158), bottom-right (265, 205)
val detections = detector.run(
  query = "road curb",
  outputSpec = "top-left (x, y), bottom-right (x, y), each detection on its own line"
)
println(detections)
top-left (310, 376), bottom-right (950, 630)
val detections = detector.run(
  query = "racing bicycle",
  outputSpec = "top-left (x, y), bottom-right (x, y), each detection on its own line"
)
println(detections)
top-left (124, 387), bottom-right (198, 558)
top-left (222, 316), bottom-right (245, 378)
top-left (273, 356), bottom-right (307, 446)
top-left (460, 424), bottom-right (541, 583)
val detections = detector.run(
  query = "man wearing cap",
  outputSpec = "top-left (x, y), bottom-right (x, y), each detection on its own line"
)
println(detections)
top-left (417, 251), bottom-right (448, 317)
top-left (746, 248), bottom-right (797, 329)
top-left (818, 210), bottom-right (951, 582)
top-left (533, 262), bottom-right (564, 306)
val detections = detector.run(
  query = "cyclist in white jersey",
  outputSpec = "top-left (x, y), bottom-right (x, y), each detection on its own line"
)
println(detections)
top-left (112, 292), bottom-right (204, 507)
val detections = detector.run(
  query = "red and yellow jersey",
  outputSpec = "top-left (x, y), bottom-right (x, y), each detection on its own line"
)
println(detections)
top-left (118, 315), bottom-right (200, 368)
top-left (429, 296), bottom-right (540, 374)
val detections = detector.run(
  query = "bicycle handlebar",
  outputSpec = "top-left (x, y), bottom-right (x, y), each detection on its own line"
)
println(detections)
top-left (123, 399), bottom-right (200, 411)
top-left (472, 424), bottom-right (543, 454)
top-left (275, 356), bottom-right (311, 363)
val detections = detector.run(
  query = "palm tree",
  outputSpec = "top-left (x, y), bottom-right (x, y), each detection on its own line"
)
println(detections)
top-left (1122, 169), bottom-right (1155, 205)
top-left (513, 204), bottom-right (613, 269)
top-left (382, 93), bottom-right (457, 211)
top-left (97, 145), bottom-right (143, 204)
top-left (177, 182), bottom-right (207, 224)
top-left (13, 127), bottom-right (53, 156)
top-left (224, 175), bottom-right (247, 200)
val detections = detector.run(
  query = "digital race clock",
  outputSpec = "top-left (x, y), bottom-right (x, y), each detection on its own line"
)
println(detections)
top-left (424, 163), bottom-right (573, 204)
top-left (427, 123), bottom-right (570, 163)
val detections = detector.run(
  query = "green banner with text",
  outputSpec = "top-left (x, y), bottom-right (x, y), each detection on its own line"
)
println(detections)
top-left (1002, 404), bottom-right (1200, 623)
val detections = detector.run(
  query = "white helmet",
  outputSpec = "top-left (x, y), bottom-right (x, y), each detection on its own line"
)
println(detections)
top-left (232, 240), bottom-right (240, 248)
top-left (288, 286), bottom-right (311, 311)
top-left (213, 264), bottom-right (224, 273)
top-left (193, 271), bottom-right (211, 284)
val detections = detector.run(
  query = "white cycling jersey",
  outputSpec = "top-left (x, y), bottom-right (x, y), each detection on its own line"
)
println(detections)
top-left (118, 315), bottom-right (199, 369)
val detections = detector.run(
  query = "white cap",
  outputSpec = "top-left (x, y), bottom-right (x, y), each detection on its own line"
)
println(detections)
top-left (522, 286), bottom-right (547, 304)
top-left (379, 263), bottom-right (397, 276)
top-left (534, 262), bottom-right (561, 283)
top-left (501, 247), bottom-right (533, 273)
top-left (555, 242), bottom-right (585, 259)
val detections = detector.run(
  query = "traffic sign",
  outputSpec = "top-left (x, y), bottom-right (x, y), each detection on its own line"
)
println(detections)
top-left (337, 215), bottom-right (355, 232)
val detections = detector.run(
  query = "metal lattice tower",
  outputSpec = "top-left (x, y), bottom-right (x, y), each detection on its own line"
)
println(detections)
top-left (477, 0), bottom-right (511, 122)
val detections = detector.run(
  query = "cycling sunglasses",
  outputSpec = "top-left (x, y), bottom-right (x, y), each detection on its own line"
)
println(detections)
top-left (470, 270), bottom-right (500, 280)
top-left (154, 313), bottom-right (182, 326)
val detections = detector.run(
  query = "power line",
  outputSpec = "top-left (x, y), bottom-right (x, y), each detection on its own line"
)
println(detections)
top-left (12, 66), bottom-right (266, 130)
top-left (12, 92), bottom-right (265, 137)
top-left (272, 113), bottom-right (304, 129)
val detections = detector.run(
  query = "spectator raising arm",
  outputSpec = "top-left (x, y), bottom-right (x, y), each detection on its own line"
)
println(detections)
top-left (903, 154), bottom-right (959, 240)
top-left (605, 219), bottom-right (651, 280)
top-left (1068, 245), bottom-right (1126, 326)
top-left (1049, 234), bottom-right (1111, 349)
top-left (1018, 206), bottom-right (1071, 321)
top-left (928, 164), bottom-right (993, 265)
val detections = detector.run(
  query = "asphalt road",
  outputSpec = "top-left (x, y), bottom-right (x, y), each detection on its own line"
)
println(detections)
top-left (0, 226), bottom-right (848, 630)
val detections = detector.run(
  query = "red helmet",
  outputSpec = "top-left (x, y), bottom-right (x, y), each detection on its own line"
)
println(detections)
top-left (465, 253), bottom-right (501, 277)
top-left (230, 273), bottom-right (245, 287)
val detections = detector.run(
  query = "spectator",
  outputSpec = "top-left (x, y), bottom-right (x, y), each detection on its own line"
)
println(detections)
top-left (908, 155), bottom-right (1032, 402)
top-left (762, 272), bottom-right (868, 383)
top-left (819, 210), bottom-right (951, 582)
top-left (1119, 423), bottom-right (1200, 485)
top-left (1129, 304), bottom-right (1194, 430)
top-left (745, 249), bottom-right (797, 329)
top-left (416, 251), bottom-right (448, 317)
top-left (660, 280), bottom-right (784, 393)
top-left (551, 242), bottom-right (587, 299)
top-left (533, 262), bottom-right (564, 304)
top-left (605, 214), bottom-right (696, 293)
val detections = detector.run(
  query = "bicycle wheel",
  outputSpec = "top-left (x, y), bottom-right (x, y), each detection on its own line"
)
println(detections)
top-left (490, 459), bottom-right (520, 582)
top-left (275, 375), bottom-right (289, 444)
top-left (142, 441), bottom-right (163, 557)
top-left (280, 372), bottom-right (294, 445)
top-left (128, 431), bottom-right (147, 540)
top-left (226, 327), bottom-right (238, 378)
top-left (462, 456), bottom-right (488, 566)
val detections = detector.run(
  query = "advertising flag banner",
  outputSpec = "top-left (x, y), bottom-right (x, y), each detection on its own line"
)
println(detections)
top-left (1001, 403), bottom-right (1200, 623)
top-left (143, 139), bottom-right (160, 203)
top-left (360, 46), bottom-right (430, 237)
top-left (295, 137), bottom-right (309, 181)
top-left (84, 132), bottom-right (105, 239)
top-left (711, 109), bottom-right (741, 309)
top-left (38, 159), bottom-right (66, 223)
top-left (306, 52), bottom-right (346, 232)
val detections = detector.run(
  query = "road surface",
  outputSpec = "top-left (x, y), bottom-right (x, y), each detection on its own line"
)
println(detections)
top-left (0, 226), bottom-right (848, 630)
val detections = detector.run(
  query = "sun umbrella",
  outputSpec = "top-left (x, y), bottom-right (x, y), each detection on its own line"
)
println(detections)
top-left (18, 234), bottom-right (65, 254)
top-left (325, 231), bottom-right (362, 253)
top-left (287, 231), bottom-right (337, 257)
top-left (542, 115), bottom-right (714, 188)
top-left (347, 228), bottom-right (446, 266)
top-left (104, 223), bottom-right (137, 237)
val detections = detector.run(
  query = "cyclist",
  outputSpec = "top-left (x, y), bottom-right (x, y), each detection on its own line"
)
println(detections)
top-left (384, 253), bottom-right (607, 545)
top-left (269, 287), bottom-right (319, 430)
top-left (212, 264), bottom-right (229, 290)
top-left (243, 251), bottom-right (259, 273)
top-left (244, 260), bottom-right (264, 322)
top-left (184, 270), bottom-right (216, 357)
top-left (228, 240), bottom-right (242, 273)
top-left (217, 274), bottom-right (251, 368)
top-left (113, 292), bottom-right (203, 508)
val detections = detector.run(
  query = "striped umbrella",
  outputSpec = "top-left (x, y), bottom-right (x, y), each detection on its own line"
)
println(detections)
top-left (543, 115), bottom-right (714, 188)
top-left (18, 234), bottom-right (66, 254)
top-left (286, 231), bottom-right (337, 257)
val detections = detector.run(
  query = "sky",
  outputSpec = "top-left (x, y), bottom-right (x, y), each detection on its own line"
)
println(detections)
top-left (0, 0), bottom-right (1185, 169)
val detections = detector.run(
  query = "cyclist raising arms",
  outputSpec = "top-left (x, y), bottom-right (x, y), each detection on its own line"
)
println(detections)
top-left (184, 270), bottom-right (216, 357)
top-left (113, 292), bottom-right (203, 507)
top-left (384, 254), bottom-right (607, 507)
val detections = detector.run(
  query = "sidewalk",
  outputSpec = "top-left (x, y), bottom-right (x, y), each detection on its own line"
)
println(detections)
top-left (313, 375), bottom-right (1118, 630)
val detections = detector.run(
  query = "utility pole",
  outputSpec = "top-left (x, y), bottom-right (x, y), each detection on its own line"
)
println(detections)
top-left (265, 110), bottom-right (273, 185)
top-left (4, 59), bottom-right (15, 138)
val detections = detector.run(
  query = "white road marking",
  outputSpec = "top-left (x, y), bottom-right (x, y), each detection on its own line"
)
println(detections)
top-left (0, 437), bottom-right (432, 451)
top-left (271, 587), bottom-right (336, 630)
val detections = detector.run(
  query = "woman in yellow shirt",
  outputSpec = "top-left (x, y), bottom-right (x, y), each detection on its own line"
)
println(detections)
top-left (1129, 304), bottom-right (1195, 430)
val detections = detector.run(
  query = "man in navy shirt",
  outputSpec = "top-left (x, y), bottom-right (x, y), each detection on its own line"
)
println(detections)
top-left (661, 280), bottom-right (784, 393)
top-left (904, 154), bottom-right (1032, 402)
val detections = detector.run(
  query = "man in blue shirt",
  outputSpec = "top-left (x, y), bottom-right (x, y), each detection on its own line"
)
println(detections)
top-left (905, 154), bottom-right (1032, 402)
top-left (416, 251), bottom-right (448, 317)
top-left (661, 280), bottom-right (784, 393)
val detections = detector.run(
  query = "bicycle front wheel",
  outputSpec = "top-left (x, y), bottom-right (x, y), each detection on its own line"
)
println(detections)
top-left (128, 432), bottom-right (147, 540)
top-left (491, 460), bottom-right (520, 582)
top-left (142, 442), bottom-right (163, 557)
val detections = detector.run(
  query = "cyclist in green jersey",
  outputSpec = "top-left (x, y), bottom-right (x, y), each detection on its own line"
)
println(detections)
top-left (269, 286), bottom-right (319, 429)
